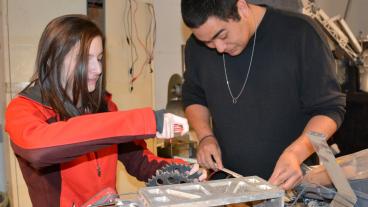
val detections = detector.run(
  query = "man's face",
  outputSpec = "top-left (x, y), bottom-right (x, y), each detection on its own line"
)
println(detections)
top-left (193, 16), bottom-right (252, 56)
top-left (192, 3), bottom-right (253, 56)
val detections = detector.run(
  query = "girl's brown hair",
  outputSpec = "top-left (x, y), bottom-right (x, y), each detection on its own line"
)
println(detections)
top-left (27, 14), bottom-right (105, 120)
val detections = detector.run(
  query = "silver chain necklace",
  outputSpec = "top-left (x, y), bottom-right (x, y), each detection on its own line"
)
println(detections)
top-left (223, 29), bottom-right (257, 104)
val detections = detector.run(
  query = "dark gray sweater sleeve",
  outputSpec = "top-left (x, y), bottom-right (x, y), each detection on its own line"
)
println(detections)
top-left (298, 20), bottom-right (346, 128)
top-left (154, 109), bottom-right (165, 133)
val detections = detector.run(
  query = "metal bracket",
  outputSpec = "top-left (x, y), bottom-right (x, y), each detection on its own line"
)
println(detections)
top-left (307, 131), bottom-right (357, 207)
top-left (139, 176), bottom-right (284, 207)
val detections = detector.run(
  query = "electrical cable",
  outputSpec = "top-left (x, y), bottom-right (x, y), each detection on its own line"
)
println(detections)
top-left (343, 0), bottom-right (352, 20)
top-left (130, 1), bottom-right (156, 85)
top-left (122, 0), bottom-right (156, 91)
top-left (146, 3), bottom-right (156, 72)
top-left (123, 0), bottom-right (130, 45)
top-left (133, 1), bottom-right (152, 58)
top-left (123, 0), bottom-right (134, 92)
top-left (126, 0), bottom-right (138, 92)
top-left (288, 186), bottom-right (306, 207)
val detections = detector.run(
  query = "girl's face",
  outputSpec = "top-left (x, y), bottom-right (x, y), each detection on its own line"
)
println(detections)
top-left (86, 36), bottom-right (103, 92)
top-left (61, 36), bottom-right (103, 94)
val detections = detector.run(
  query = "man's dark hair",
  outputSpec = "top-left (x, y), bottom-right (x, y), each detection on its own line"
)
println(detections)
top-left (181, 0), bottom-right (241, 28)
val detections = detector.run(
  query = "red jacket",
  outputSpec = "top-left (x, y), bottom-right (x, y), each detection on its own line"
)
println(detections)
top-left (5, 86), bottom-right (184, 207)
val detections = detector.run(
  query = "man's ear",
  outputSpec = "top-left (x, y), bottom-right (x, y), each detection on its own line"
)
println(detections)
top-left (237, 0), bottom-right (250, 18)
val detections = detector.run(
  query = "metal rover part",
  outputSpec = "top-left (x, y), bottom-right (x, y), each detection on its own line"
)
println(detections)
top-left (307, 131), bottom-right (357, 207)
top-left (220, 167), bottom-right (243, 178)
top-left (139, 176), bottom-right (284, 207)
top-left (146, 164), bottom-right (202, 187)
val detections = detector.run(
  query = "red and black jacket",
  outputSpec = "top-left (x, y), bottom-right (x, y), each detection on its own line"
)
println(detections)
top-left (5, 85), bottom-right (184, 207)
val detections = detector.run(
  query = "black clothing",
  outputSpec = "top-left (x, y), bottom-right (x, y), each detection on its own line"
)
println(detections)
top-left (182, 8), bottom-right (346, 179)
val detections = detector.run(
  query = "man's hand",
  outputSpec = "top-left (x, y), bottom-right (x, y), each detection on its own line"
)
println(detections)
top-left (188, 163), bottom-right (207, 181)
top-left (156, 113), bottom-right (189, 139)
top-left (269, 150), bottom-right (303, 190)
top-left (197, 135), bottom-right (223, 171)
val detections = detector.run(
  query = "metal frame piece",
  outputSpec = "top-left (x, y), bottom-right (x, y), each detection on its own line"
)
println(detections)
top-left (301, 0), bottom-right (361, 61)
top-left (139, 176), bottom-right (284, 207)
top-left (307, 131), bottom-right (357, 207)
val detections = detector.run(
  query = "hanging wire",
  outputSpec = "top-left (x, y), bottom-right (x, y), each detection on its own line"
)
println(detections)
top-left (122, 0), bottom-right (157, 92)
top-left (130, 0), bottom-right (139, 71)
top-left (288, 186), bottom-right (306, 207)
top-left (123, 0), bottom-right (130, 45)
top-left (146, 3), bottom-right (156, 73)
top-left (343, 0), bottom-right (352, 20)
top-left (130, 0), bottom-right (156, 84)
top-left (124, 0), bottom-right (139, 92)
